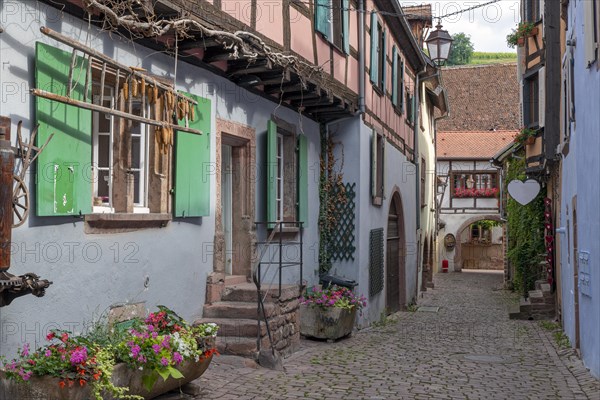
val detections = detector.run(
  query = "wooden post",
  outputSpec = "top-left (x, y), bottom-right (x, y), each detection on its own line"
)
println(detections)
top-left (0, 116), bottom-right (14, 272)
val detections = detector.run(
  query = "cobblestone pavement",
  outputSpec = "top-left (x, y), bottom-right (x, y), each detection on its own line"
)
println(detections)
top-left (161, 271), bottom-right (600, 400)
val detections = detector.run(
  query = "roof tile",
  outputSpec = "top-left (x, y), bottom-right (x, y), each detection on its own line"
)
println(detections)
top-left (438, 130), bottom-right (517, 159)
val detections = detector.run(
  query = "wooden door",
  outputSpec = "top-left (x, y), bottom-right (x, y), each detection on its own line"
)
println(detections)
top-left (386, 193), bottom-right (405, 313)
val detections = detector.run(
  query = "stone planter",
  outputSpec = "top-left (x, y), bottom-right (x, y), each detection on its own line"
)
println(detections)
top-left (299, 305), bottom-right (356, 341)
top-left (0, 339), bottom-right (215, 400)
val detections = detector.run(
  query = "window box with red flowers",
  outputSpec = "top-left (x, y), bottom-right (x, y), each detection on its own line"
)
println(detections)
top-left (0, 307), bottom-right (218, 400)
top-left (453, 187), bottom-right (499, 198)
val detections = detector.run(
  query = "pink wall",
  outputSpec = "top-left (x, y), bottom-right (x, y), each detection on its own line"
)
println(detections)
top-left (213, 0), bottom-right (418, 154)
top-left (254, 2), bottom-right (284, 45)
top-left (290, 14), bottom-right (314, 61)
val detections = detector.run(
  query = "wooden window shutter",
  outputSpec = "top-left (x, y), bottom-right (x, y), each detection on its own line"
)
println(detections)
top-left (315, 0), bottom-right (331, 38)
top-left (381, 29), bottom-right (387, 91)
top-left (392, 46), bottom-right (398, 106)
top-left (370, 12), bottom-right (379, 84)
top-left (174, 93), bottom-right (211, 217)
top-left (266, 120), bottom-right (278, 227)
top-left (584, 0), bottom-right (597, 66)
top-left (399, 60), bottom-right (405, 113)
top-left (381, 135), bottom-right (386, 199)
top-left (35, 42), bottom-right (92, 217)
top-left (297, 134), bottom-right (308, 227)
top-left (342, 0), bottom-right (350, 54)
top-left (371, 129), bottom-right (377, 198)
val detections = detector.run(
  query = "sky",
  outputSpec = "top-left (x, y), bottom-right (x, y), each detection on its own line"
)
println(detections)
top-left (400, 0), bottom-right (521, 52)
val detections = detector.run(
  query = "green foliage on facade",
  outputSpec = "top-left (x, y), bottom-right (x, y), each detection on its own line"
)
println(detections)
top-left (318, 132), bottom-right (347, 275)
top-left (505, 155), bottom-right (545, 297)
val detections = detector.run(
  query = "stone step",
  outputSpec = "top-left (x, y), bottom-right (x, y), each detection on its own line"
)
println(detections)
top-left (203, 301), bottom-right (277, 320)
top-left (216, 336), bottom-right (271, 358)
top-left (528, 290), bottom-right (545, 303)
top-left (539, 283), bottom-right (552, 293)
top-left (221, 283), bottom-right (302, 303)
top-left (194, 317), bottom-right (268, 338)
top-left (224, 275), bottom-right (248, 286)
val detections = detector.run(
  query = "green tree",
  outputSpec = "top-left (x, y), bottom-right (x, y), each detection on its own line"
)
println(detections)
top-left (447, 32), bottom-right (474, 66)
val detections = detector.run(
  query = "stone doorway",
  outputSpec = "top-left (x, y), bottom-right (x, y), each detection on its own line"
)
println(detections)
top-left (386, 191), bottom-right (406, 313)
top-left (207, 120), bottom-right (256, 303)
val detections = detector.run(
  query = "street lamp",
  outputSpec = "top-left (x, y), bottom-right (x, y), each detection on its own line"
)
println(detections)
top-left (425, 20), bottom-right (453, 66)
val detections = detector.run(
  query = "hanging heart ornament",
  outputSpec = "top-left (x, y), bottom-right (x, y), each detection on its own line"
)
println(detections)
top-left (507, 179), bottom-right (541, 205)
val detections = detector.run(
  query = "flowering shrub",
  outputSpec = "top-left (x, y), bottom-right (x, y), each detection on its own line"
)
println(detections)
top-left (1, 306), bottom-right (219, 398)
top-left (454, 187), bottom-right (499, 198)
top-left (300, 285), bottom-right (367, 312)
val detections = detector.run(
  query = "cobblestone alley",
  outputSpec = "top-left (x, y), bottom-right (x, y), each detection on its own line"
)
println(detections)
top-left (162, 271), bottom-right (600, 400)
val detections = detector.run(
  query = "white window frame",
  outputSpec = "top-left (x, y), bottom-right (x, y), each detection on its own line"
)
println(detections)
top-left (92, 91), bottom-right (114, 214)
top-left (92, 90), bottom-right (150, 214)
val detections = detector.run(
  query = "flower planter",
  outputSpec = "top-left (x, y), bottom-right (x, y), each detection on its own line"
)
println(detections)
top-left (299, 304), bottom-right (356, 341)
top-left (517, 36), bottom-right (525, 46)
top-left (0, 340), bottom-right (215, 400)
top-left (528, 27), bottom-right (538, 36)
top-left (525, 136), bottom-right (536, 145)
top-left (0, 357), bottom-right (213, 400)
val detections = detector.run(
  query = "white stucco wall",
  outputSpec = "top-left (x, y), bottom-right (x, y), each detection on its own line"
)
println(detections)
top-left (324, 118), bottom-right (418, 326)
top-left (558, 0), bottom-right (600, 379)
top-left (0, 0), bottom-right (322, 357)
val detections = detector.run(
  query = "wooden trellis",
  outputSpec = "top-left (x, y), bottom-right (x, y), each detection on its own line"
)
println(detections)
top-left (329, 182), bottom-right (356, 261)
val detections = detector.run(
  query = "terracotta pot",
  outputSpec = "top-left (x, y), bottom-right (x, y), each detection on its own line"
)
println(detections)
top-left (299, 304), bottom-right (356, 340)
top-left (517, 36), bottom-right (526, 46)
top-left (529, 27), bottom-right (538, 36)
top-left (525, 136), bottom-right (536, 145)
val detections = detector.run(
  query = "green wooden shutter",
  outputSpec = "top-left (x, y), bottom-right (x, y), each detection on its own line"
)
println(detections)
top-left (399, 60), bottom-right (405, 112)
top-left (297, 134), bottom-right (308, 228)
top-left (381, 29), bottom-right (387, 91)
top-left (35, 42), bottom-right (92, 216)
top-left (175, 93), bottom-right (211, 217)
top-left (392, 46), bottom-right (398, 106)
top-left (370, 12), bottom-right (379, 84)
top-left (371, 130), bottom-right (377, 198)
top-left (315, 0), bottom-right (331, 38)
top-left (266, 120), bottom-right (278, 227)
top-left (381, 136), bottom-right (386, 199)
top-left (342, 0), bottom-right (350, 54)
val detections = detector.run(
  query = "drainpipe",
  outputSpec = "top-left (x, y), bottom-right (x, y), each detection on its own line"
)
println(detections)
top-left (358, 0), bottom-right (365, 113)
top-left (414, 70), bottom-right (424, 236)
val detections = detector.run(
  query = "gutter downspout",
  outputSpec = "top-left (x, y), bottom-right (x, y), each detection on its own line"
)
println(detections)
top-left (358, 0), bottom-right (366, 113)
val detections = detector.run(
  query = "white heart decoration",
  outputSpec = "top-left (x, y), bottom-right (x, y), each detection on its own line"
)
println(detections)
top-left (507, 179), bottom-right (541, 205)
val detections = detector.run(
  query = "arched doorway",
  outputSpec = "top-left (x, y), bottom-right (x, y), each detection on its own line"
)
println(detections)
top-left (386, 192), bottom-right (406, 313)
top-left (454, 215), bottom-right (503, 270)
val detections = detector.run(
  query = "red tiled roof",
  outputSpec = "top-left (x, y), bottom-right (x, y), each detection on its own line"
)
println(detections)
top-left (437, 64), bottom-right (521, 132)
top-left (437, 131), bottom-right (517, 159)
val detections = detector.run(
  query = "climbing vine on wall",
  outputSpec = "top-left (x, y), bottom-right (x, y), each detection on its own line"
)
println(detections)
top-left (318, 131), bottom-right (347, 275)
top-left (505, 153), bottom-right (546, 297)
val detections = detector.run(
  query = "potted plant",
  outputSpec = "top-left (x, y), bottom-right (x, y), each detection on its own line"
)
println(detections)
top-left (506, 22), bottom-right (538, 48)
top-left (0, 306), bottom-right (219, 400)
top-left (299, 285), bottom-right (366, 341)
top-left (514, 127), bottom-right (537, 145)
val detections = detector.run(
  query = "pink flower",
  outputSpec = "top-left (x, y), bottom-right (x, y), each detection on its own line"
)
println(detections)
top-left (70, 347), bottom-right (88, 365)
top-left (21, 343), bottom-right (29, 357)
top-left (160, 357), bottom-right (169, 367)
top-left (152, 344), bottom-right (161, 354)
top-left (45, 349), bottom-right (52, 357)
top-left (173, 352), bottom-right (183, 365)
